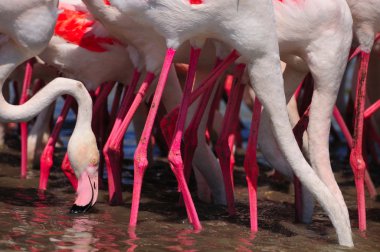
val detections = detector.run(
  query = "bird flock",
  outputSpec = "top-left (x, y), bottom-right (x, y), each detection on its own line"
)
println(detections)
top-left (0, 0), bottom-right (379, 247)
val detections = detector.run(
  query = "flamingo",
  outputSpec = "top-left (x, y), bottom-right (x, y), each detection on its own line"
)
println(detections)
top-left (0, 0), bottom-right (99, 213)
top-left (271, 1), bottom-right (352, 214)
top-left (82, 0), bottom-right (227, 207)
top-left (239, 0), bottom-right (358, 236)
top-left (33, 0), bottom-right (135, 191)
top-left (224, 0), bottom-right (353, 231)
top-left (87, 1), bottom-right (243, 228)
top-left (111, 0), bottom-right (353, 246)
top-left (82, 0), bottom-right (182, 205)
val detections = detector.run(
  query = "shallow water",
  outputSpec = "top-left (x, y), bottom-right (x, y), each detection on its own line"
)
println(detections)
top-left (0, 97), bottom-right (379, 251)
top-left (0, 146), bottom-right (380, 251)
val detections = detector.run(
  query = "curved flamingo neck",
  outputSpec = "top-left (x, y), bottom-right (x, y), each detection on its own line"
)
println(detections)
top-left (0, 54), bottom-right (92, 135)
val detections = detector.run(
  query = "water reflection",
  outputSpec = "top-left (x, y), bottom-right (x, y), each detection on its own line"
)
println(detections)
top-left (165, 229), bottom-right (198, 252)
top-left (125, 227), bottom-right (139, 252)
top-left (0, 192), bottom-right (380, 251)
top-left (236, 232), bottom-right (256, 252)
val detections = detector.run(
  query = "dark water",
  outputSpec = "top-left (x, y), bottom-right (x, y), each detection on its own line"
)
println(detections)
top-left (1, 146), bottom-right (380, 251)
top-left (0, 96), bottom-right (379, 251)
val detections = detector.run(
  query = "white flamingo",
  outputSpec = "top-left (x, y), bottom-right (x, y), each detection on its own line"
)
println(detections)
top-left (82, 0), bottom-right (227, 207)
top-left (110, 0), bottom-right (353, 246)
top-left (226, 0), bottom-right (353, 231)
top-left (33, 0), bottom-right (135, 191)
top-left (0, 0), bottom-right (99, 213)
top-left (260, 0), bottom-right (353, 224)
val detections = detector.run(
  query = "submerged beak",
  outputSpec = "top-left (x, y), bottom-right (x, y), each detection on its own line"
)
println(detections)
top-left (70, 165), bottom-right (98, 214)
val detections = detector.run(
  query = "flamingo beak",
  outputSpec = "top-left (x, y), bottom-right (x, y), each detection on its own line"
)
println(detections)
top-left (70, 165), bottom-right (98, 213)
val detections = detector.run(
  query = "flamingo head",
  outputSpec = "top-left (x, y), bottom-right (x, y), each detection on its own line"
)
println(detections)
top-left (67, 127), bottom-right (99, 213)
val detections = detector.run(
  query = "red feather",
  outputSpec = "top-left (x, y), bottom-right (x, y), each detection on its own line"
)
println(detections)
top-left (190, 0), bottom-right (202, 4)
top-left (55, 7), bottom-right (120, 52)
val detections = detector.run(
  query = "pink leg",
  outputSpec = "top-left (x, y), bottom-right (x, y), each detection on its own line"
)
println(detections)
top-left (183, 59), bottom-right (222, 184)
top-left (131, 48), bottom-right (179, 228)
top-left (350, 51), bottom-right (370, 231)
top-left (20, 123), bottom-right (28, 177)
top-left (349, 47), bottom-right (362, 62)
top-left (101, 83), bottom-right (124, 189)
top-left (39, 97), bottom-right (77, 190)
top-left (189, 50), bottom-right (240, 104)
top-left (243, 97), bottom-right (261, 232)
top-left (214, 74), bottom-right (234, 195)
top-left (160, 107), bottom-right (179, 147)
top-left (92, 82), bottom-right (114, 135)
top-left (60, 153), bottom-right (78, 189)
top-left (103, 69), bottom-right (141, 204)
top-left (223, 73), bottom-right (244, 150)
top-left (293, 75), bottom-right (313, 222)
top-left (94, 84), bottom-right (102, 98)
top-left (167, 47), bottom-right (202, 230)
top-left (92, 82), bottom-right (115, 188)
top-left (364, 99), bottom-right (380, 119)
top-left (333, 106), bottom-right (377, 198)
top-left (228, 76), bottom-right (246, 186)
top-left (292, 107), bottom-right (310, 222)
top-left (97, 100), bottom-right (109, 188)
top-left (93, 82), bottom-right (115, 116)
top-left (159, 52), bottom-right (238, 146)
top-left (224, 73), bottom-right (233, 97)
top-left (296, 74), bottom-right (314, 116)
top-left (112, 70), bottom-right (141, 132)
top-left (104, 72), bottom-right (155, 205)
top-left (181, 87), bottom-right (212, 206)
top-left (214, 64), bottom-right (245, 215)
top-left (19, 60), bottom-right (34, 178)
